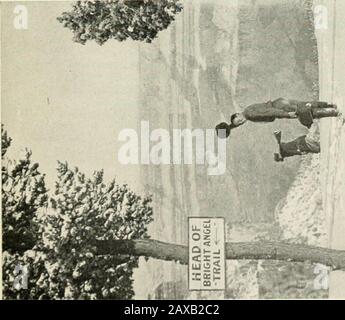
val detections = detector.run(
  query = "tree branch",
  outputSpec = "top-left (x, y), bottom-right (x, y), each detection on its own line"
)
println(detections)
top-left (94, 239), bottom-right (345, 270)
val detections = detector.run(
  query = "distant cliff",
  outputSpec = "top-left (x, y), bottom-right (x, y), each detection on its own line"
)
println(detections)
top-left (230, 0), bottom-right (319, 221)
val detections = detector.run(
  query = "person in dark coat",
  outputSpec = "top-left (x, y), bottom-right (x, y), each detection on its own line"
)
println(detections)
top-left (215, 98), bottom-right (339, 138)
top-left (273, 130), bottom-right (320, 162)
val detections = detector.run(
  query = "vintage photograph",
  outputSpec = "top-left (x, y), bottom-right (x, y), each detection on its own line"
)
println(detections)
top-left (1, 0), bottom-right (345, 300)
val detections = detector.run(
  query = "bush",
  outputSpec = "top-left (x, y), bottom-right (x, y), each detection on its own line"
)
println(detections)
top-left (57, 0), bottom-right (183, 45)
top-left (2, 127), bottom-right (153, 299)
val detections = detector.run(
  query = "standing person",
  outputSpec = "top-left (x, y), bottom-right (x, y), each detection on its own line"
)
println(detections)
top-left (215, 98), bottom-right (339, 139)
top-left (273, 130), bottom-right (320, 162)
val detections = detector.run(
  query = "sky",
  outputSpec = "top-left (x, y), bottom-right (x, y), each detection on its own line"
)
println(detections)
top-left (1, 1), bottom-right (141, 191)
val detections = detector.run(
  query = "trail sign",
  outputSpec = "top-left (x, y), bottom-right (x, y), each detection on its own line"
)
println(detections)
top-left (188, 217), bottom-right (226, 290)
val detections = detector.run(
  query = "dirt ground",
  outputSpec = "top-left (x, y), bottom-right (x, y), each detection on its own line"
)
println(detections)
top-left (315, 0), bottom-right (345, 299)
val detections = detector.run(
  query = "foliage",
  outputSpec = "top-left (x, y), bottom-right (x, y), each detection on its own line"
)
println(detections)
top-left (2, 250), bottom-right (48, 299)
top-left (57, 0), bottom-right (183, 45)
top-left (2, 124), bottom-right (12, 157)
top-left (37, 162), bottom-right (153, 299)
top-left (2, 127), bottom-right (153, 299)
top-left (1, 126), bottom-right (48, 254)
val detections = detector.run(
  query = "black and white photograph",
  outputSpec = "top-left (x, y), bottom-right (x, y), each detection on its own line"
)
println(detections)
top-left (1, 0), bottom-right (345, 301)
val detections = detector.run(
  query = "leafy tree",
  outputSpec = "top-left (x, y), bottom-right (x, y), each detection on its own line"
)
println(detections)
top-left (1, 125), bottom-right (48, 254)
top-left (1, 124), bottom-right (11, 157)
top-left (2, 250), bottom-right (48, 299)
top-left (57, 0), bottom-right (183, 45)
top-left (37, 162), bottom-right (153, 299)
top-left (2, 127), bottom-right (153, 299)
top-left (2, 125), bottom-right (48, 299)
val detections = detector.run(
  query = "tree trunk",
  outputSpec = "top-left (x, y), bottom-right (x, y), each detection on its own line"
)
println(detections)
top-left (95, 239), bottom-right (345, 270)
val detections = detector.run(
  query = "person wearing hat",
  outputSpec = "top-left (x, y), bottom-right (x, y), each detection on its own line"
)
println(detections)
top-left (215, 98), bottom-right (339, 138)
